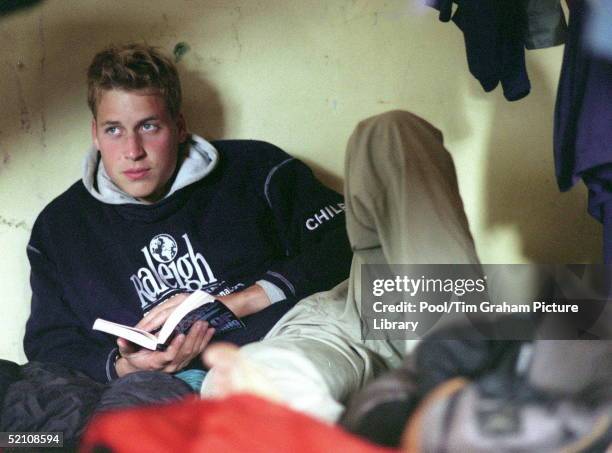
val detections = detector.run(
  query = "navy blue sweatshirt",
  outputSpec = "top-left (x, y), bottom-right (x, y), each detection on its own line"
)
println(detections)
top-left (24, 140), bottom-right (352, 382)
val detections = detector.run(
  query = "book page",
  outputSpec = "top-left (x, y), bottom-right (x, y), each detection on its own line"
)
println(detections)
top-left (157, 291), bottom-right (215, 343)
top-left (92, 319), bottom-right (158, 350)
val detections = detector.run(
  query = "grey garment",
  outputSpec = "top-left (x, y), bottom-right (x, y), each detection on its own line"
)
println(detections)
top-left (418, 383), bottom-right (612, 453)
top-left (527, 295), bottom-right (612, 403)
top-left (585, 0), bottom-right (612, 60)
top-left (343, 110), bottom-right (480, 360)
top-left (344, 110), bottom-right (479, 266)
top-left (527, 340), bottom-right (612, 403)
top-left (524, 0), bottom-right (568, 50)
top-left (0, 362), bottom-right (193, 446)
top-left (82, 133), bottom-right (219, 205)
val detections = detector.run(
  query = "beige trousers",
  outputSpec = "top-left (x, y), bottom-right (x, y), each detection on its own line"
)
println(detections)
top-left (201, 111), bottom-right (480, 422)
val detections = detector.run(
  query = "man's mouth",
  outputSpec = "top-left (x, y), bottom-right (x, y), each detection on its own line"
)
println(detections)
top-left (124, 168), bottom-right (150, 180)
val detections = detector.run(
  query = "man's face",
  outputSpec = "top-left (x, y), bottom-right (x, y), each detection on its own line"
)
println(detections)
top-left (92, 89), bottom-right (187, 203)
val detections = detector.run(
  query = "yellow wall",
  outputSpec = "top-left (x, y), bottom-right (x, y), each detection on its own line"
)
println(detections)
top-left (0, 0), bottom-right (601, 363)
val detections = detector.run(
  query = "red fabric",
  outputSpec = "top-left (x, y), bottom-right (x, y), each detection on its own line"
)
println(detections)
top-left (80, 394), bottom-right (397, 453)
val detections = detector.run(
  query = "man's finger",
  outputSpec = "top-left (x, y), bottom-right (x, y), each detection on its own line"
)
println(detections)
top-left (198, 326), bottom-right (215, 353)
top-left (117, 337), bottom-right (140, 355)
top-left (164, 322), bottom-right (210, 372)
top-left (134, 294), bottom-right (190, 330)
top-left (192, 322), bottom-right (210, 355)
top-left (135, 305), bottom-right (176, 331)
top-left (162, 333), bottom-right (186, 361)
top-left (180, 321), bottom-right (205, 357)
top-left (162, 332), bottom-right (192, 373)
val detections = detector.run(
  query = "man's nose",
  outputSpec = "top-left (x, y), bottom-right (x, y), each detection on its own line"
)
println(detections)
top-left (125, 134), bottom-right (146, 160)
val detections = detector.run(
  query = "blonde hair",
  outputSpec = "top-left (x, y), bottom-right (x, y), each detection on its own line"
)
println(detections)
top-left (87, 43), bottom-right (181, 118)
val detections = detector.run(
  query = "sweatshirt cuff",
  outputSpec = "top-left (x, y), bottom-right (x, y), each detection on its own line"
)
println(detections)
top-left (105, 347), bottom-right (120, 382)
top-left (255, 279), bottom-right (287, 304)
top-left (262, 271), bottom-right (296, 298)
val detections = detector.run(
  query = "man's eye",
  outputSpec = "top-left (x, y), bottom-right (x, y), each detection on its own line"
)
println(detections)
top-left (105, 126), bottom-right (120, 135)
top-left (142, 123), bottom-right (159, 132)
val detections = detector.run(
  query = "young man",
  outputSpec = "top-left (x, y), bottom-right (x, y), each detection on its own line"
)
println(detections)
top-left (1, 43), bottom-right (352, 441)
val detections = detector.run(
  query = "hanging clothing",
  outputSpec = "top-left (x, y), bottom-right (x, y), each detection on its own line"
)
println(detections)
top-left (426, 0), bottom-right (531, 101)
top-left (524, 0), bottom-right (568, 50)
top-left (426, 0), bottom-right (568, 101)
top-left (554, 0), bottom-right (612, 263)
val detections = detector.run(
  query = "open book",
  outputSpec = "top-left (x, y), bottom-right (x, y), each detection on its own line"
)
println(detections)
top-left (92, 290), bottom-right (244, 350)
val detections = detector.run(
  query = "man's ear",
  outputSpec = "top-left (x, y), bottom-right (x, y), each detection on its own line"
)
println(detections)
top-left (176, 113), bottom-right (188, 143)
top-left (91, 118), bottom-right (100, 150)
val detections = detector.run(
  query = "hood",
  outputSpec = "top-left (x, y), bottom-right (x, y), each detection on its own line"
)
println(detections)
top-left (82, 133), bottom-right (219, 205)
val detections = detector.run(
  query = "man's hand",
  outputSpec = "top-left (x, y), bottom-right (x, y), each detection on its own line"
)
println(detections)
top-left (115, 293), bottom-right (214, 377)
top-left (114, 285), bottom-right (271, 377)
top-left (115, 320), bottom-right (214, 377)
top-left (134, 292), bottom-right (190, 333)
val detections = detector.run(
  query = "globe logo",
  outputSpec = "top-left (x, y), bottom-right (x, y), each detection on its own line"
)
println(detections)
top-left (149, 234), bottom-right (178, 263)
